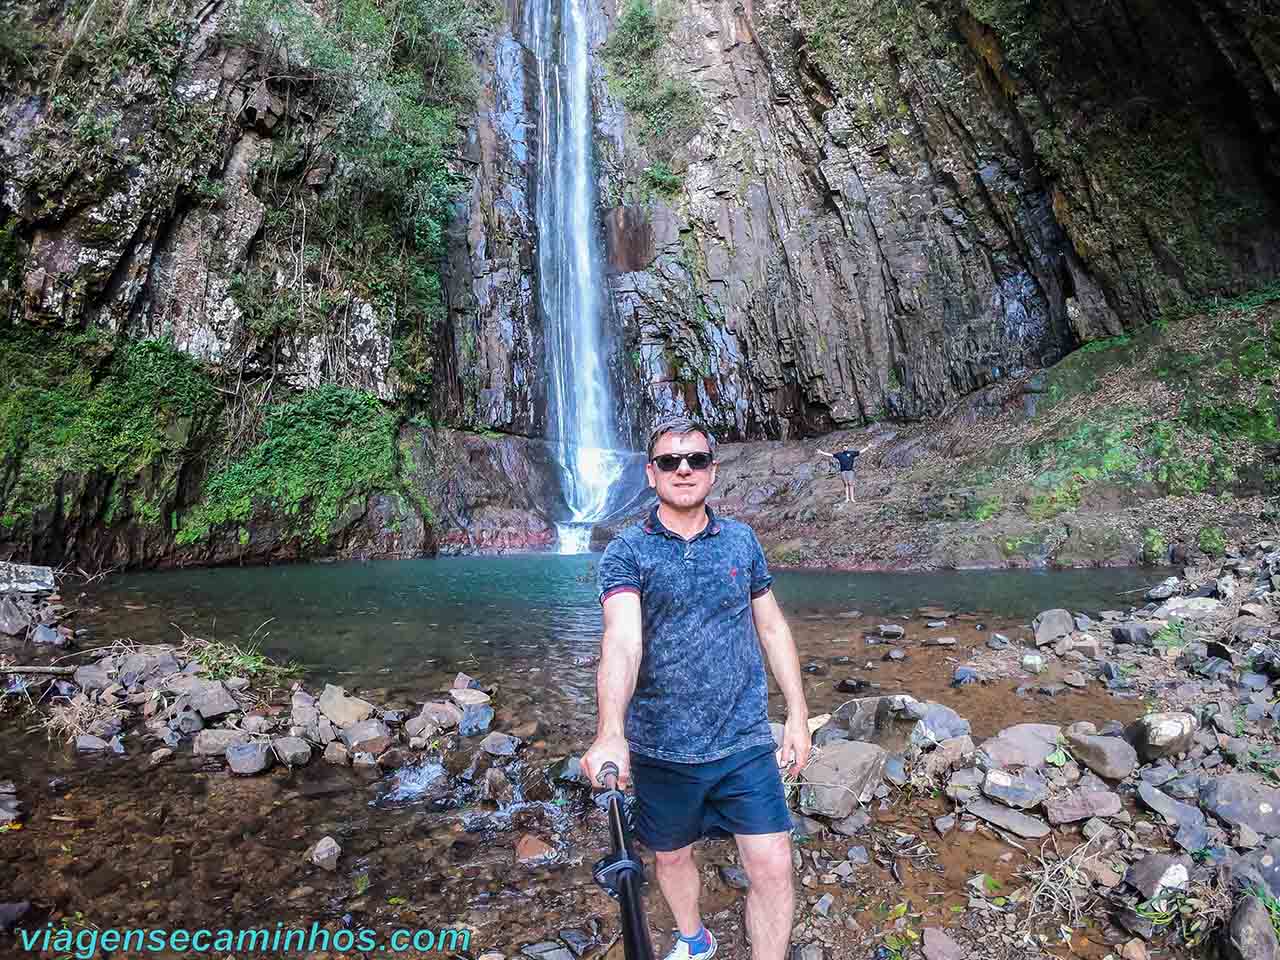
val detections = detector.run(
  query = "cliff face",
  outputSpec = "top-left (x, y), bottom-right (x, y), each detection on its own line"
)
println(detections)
top-left (574, 0), bottom-right (1279, 439)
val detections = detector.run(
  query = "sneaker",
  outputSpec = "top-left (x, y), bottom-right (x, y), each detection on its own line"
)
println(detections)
top-left (662, 928), bottom-right (717, 960)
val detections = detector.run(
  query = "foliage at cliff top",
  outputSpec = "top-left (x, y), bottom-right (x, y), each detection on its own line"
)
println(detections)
top-left (175, 385), bottom-right (400, 546)
top-left (223, 0), bottom-right (498, 398)
top-left (602, 0), bottom-right (703, 167)
top-left (0, 332), bottom-right (219, 531)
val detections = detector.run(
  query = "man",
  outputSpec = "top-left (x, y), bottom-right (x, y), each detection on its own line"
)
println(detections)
top-left (582, 417), bottom-right (811, 960)
top-left (817, 447), bottom-right (860, 504)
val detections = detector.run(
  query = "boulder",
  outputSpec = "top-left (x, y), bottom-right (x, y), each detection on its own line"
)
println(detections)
top-left (189, 680), bottom-right (240, 720)
top-left (799, 741), bottom-right (888, 818)
top-left (340, 718), bottom-right (393, 755)
top-left (1066, 732), bottom-right (1137, 780)
top-left (1045, 790), bottom-right (1121, 824)
top-left (317, 684), bottom-right (375, 727)
top-left (1033, 609), bottom-right (1075, 646)
top-left (192, 729), bottom-right (251, 755)
top-left (1226, 895), bottom-right (1280, 960)
top-left (449, 688), bottom-right (492, 707)
top-left (981, 769), bottom-right (1049, 810)
top-left (1124, 853), bottom-right (1190, 902)
top-left (977, 724), bottom-right (1062, 770)
top-left (307, 836), bottom-right (341, 871)
top-left (273, 737), bottom-right (312, 766)
top-left (0, 562), bottom-right (55, 594)
top-left (967, 799), bottom-right (1051, 838)
top-left (1127, 713), bottom-right (1198, 762)
top-left (226, 742), bottom-right (274, 775)
top-left (909, 704), bottom-right (971, 748)
top-left (1200, 775), bottom-right (1280, 837)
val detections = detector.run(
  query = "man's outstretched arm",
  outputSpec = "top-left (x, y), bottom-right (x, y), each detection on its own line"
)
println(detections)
top-left (752, 589), bottom-right (811, 776)
top-left (582, 591), bottom-right (643, 788)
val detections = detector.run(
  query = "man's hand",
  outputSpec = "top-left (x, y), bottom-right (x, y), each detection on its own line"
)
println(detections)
top-left (776, 714), bottom-right (812, 778)
top-left (582, 733), bottom-right (631, 789)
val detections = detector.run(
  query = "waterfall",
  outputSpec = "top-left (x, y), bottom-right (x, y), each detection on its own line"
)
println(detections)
top-left (525, 0), bottom-right (630, 554)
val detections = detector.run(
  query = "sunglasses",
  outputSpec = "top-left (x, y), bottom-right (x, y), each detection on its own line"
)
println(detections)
top-left (651, 452), bottom-right (714, 472)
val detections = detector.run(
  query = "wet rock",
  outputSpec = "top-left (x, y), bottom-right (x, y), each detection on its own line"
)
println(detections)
top-left (273, 737), bottom-right (312, 766)
top-left (1226, 895), bottom-right (1280, 960)
top-left (459, 703), bottom-right (495, 737)
top-left (550, 755), bottom-right (591, 786)
top-left (1034, 609), bottom-right (1075, 646)
top-left (193, 729), bottom-right (250, 755)
top-left (1124, 853), bottom-right (1190, 901)
top-left (1200, 775), bottom-right (1280, 837)
top-left (922, 928), bottom-right (963, 960)
top-left (1128, 713), bottom-right (1198, 762)
top-left (317, 684), bottom-right (375, 727)
top-left (981, 769), bottom-right (1049, 810)
top-left (977, 724), bottom-right (1062, 770)
top-left (718, 864), bottom-right (750, 890)
top-left (307, 836), bottom-right (341, 871)
top-left (800, 741), bottom-right (887, 817)
top-left (967, 799), bottom-right (1050, 838)
top-left (189, 680), bottom-right (240, 720)
top-left (227, 742), bottom-right (274, 775)
top-left (453, 671), bottom-right (482, 689)
top-left (480, 731), bottom-right (521, 756)
top-left (323, 741), bottom-right (349, 765)
top-left (1066, 732), bottom-right (1137, 780)
top-left (340, 718), bottom-right (393, 755)
top-left (1045, 790), bottom-right (1121, 824)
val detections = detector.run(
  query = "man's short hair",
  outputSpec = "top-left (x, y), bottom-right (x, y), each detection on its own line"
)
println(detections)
top-left (647, 416), bottom-right (717, 460)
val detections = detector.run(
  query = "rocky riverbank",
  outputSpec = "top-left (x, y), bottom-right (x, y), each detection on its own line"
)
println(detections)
top-left (1, 542), bottom-right (1279, 959)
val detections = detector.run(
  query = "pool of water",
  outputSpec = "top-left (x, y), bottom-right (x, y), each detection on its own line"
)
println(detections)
top-left (79, 556), bottom-right (1169, 678)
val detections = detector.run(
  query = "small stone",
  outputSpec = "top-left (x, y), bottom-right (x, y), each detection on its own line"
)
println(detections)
top-left (1063, 671), bottom-right (1087, 688)
top-left (1020, 653), bottom-right (1045, 674)
top-left (1124, 853), bottom-right (1190, 901)
top-left (1044, 790), bottom-right (1121, 824)
top-left (307, 836), bottom-right (341, 871)
top-left (323, 741), bottom-right (349, 765)
top-left (952, 666), bottom-right (981, 686)
top-left (1129, 713), bottom-right (1199, 762)
top-left (340, 718), bottom-right (393, 755)
top-left (1066, 732), bottom-right (1138, 780)
top-left (831, 811), bottom-right (870, 836)
top-left (924, 636), bottom-right (957, 647)
top-left (922, 927), bottom-right (964, 960)
top-left (981, 768), bottom-right (1049, 810)
top-left (480, 731), bottom-right (521, 756)
top-left (967, 799), bottom-right (1051, 838)
top-left (718, 864), bottom-right (750, 890)
top-left (192, 729), bottom-right (250, 755)
top-left (149, 748), bottom-right (173, 766)
top-left (75, 735), bottom-right (110, 752)
top-left (453, 671), bottom-right (482, 689)
top-left (813, 893), bottom-right (834, 917)
top-left (515, 834), bottom-right (554, 863)
top-left (878, 624), bottom-right (905, 639)
top-left (459, 703), bottom-right (495, 737)
top-left (317, 684), bottom-right (375, 727)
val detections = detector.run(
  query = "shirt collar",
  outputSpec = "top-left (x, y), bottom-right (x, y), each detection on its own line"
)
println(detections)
top-left (643, 504), bottom-right (722, 540)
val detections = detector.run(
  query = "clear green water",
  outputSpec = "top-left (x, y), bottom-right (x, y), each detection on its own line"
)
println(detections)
top-left (85, 556), bottom-right (1167, 682)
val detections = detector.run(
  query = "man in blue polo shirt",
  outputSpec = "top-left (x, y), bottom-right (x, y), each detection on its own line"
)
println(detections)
top-left (582, 417), bottom-right (811, 960)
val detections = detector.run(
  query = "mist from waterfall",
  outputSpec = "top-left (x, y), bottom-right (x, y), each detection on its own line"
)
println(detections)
top-left (525, 0), bottom-right (630, 554)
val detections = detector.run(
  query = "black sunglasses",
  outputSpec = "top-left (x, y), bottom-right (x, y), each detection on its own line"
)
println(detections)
top-left (651, 452), bottom-right (714, 472)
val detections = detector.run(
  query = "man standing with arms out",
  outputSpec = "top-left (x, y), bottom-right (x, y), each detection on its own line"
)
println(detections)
top-left (817, 447), bottom-right (860, 504)
top-left (583, 417), bottom-right (811, 960)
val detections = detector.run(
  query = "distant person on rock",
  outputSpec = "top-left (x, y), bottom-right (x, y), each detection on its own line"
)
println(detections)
top-left (583, 416), bottom-right (810, 960)
top-left (817, 447), bottom-right (860, 503)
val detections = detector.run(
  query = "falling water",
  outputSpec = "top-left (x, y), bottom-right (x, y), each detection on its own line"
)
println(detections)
top-left (525, 0), bottom-right (629, 553)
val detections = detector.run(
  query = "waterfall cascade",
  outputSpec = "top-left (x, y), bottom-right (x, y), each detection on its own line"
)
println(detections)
top-left (525, 0), bottom-right (633, 554)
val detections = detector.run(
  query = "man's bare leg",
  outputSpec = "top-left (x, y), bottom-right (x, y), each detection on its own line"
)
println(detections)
top-left (654, 845), bottom-right (704, 938)
top-left (736, 832), bottom-right (794, 960)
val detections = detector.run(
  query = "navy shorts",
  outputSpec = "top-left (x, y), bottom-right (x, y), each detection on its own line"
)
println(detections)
top-left (630, 743), bottom-right (792, 851)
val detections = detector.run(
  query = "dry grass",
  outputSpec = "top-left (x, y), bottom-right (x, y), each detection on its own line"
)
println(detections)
top-left (1017, 834), bottom-right (1102, 930)
top-left (41, 694), bottom-right (127, 743)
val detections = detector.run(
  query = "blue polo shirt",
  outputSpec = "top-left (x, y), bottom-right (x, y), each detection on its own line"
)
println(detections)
top-left (597, 505), bottom-right (776, 763)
